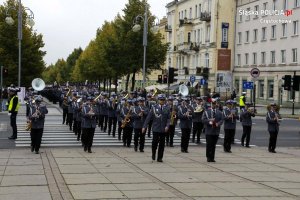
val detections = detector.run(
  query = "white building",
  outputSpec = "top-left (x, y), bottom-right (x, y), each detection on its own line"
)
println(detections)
top-left (234, 0), bottom-right (300, 105)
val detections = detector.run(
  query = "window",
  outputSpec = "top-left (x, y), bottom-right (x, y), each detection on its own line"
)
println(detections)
top-left (206, 25), bottom-right (211, 42)
top-left (261, 52), bottom-right (266, 64)
top-left (237, 54), bottom-right (241, 66)
top-left (189, 7), bottom-right (192, 19)
top-left (254, 5), bottom-right (259, 18)
top-left (199, 4), bottom-right (202, 16)
top-left (179, 12), bottom-right (181, 19)
top-left (295, 0), bottom-right (300, 7)
top-left (263, 2), bottom-right (268, 12)
top-left (273, 0), bottom-right (277, 10)
top-left (282, 23), bottom-right (287, 37)
top-left (292, 48), bottom-right (298, 62)
top-left (271, 25), bottom-right (276, 39)
top-left (239, 14), bottom-right (242, 22)
top-left (268, 80), bottom-right (274, 98)
top-left (238, 32), bottom-right (242, 44)
top-left (197, 29), bottom-right (200, 43)
top-left (253, 29), bottom-right (258, 42)
top-left (205, 53), bottom-right (209, 68)
top-left (259, 80), bottom-right (264, 98)
top-left (281, 50), bottom-right (286, 63)
top-left (245, 31), bottom-right (249, 43)
top-left (194, 30), bottom-right (197, 43)
top-left (271, 51), bottom-right (276, 64)
top-left (245, 53), bottom-right (249, 65)
top-left (195, 5), bottom-right (198, 18)
top-left (293, 21), bottom-right (299, 35)
top-left (246, 8), bottom-right (250, 20)
top-left (253, 52), bottom-right (257, 65)
top-left (184, 10), bottom-right (187, 18)
top-left (262, 27), bottom-right (267, 40)
top-left (284, 0), bottom-right (288, 10)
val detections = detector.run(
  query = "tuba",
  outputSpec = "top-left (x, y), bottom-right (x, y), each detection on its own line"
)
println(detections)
top-left (32, 78), bottom-right (45, 91)
top-left (179, 84), bottom-right (189, 96)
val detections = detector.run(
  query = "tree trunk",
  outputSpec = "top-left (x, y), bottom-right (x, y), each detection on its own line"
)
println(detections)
top-left (114, 76), bottom-right (118, 93)
top-left (109, 78), bottom-right (112, 97)
top-left (103, 79), bottom-right (106, 92)
top-left (131, 71), bottom-right (136, 92)
top-left (125, 74), bottom-right (130, 92)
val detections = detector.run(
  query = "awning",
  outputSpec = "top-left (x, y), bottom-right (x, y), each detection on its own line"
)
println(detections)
top-left (145, 84), bottom-right (167, 91)
top-left (163, 84), bottom-right (180, 91)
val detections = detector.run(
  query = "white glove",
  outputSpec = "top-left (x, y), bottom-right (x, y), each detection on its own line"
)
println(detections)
top-left (8, 113), bottom-right (11, 116)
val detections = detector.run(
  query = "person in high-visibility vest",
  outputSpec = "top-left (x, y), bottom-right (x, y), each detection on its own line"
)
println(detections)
top-left (239, 92), bottom-right (246, 111)
top-left (8, 88), bottom-right (20, 140)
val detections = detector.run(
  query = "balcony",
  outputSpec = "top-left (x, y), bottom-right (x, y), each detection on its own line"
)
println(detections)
top-left (177, 42), bottom-right (192, 52)
top-left (200, 12), bottom-right (211, 22)
top-left (165, 25), bottom-right (172, 32)
top-left (179, 18), bottom-right (193, 27)
top-left (189, 43), bottom-right (200, 51)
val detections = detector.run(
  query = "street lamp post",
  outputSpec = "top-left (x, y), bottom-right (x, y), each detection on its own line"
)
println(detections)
top-left (132, 5), bottom-right (159, 89)
top-left (5, 0), bottom-right (34, 87)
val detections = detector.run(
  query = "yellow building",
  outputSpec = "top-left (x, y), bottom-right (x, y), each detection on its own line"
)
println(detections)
top-left (166, 0), bottom-right (236, 95)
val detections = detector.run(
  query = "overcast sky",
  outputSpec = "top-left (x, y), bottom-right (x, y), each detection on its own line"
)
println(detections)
top-left (0, 0), bottom-right (169, 65)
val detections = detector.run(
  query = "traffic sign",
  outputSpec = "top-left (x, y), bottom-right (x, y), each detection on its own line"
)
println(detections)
top-left (190, 75), bottom-right (196, 84)
top-left (250, 68), bottom-right (260, 78)
top-left (243, 81), bottom-right (254, 90)
top-left (200, 78), bottom-right (206, 85)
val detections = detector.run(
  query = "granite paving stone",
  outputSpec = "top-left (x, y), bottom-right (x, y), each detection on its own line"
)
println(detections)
top-left (62, 173), bottom-right (110, 184)
top-left (58, 164), bottom-right (98, 173)
top-left (1, 175), bottom-right (47, 186)
top-left (4, 165), bottom-right (44, 175)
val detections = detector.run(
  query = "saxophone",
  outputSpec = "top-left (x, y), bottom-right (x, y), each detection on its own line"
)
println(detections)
top-left (170, 105), bottom-right (177, 126)
top-left (121, 106), bottom-right (132, 128)
top-left (87, 104), bottom-right (96, 118)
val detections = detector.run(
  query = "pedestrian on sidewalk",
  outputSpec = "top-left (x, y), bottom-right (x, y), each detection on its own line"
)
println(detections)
top-left (8, 87), bottom-right (20, 140)
top-left (202, 99), bottom-right (224, 162)
top-left (266, 103), bottom-right (281, 153)
top-left (28, 96), bottom-right (48, 154)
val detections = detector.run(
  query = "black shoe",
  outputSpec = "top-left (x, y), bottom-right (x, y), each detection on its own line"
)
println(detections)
top-left (166, 142), bottom-right (169, 147)
top-left (181, 149), bottom-right (184, 153)
top-left (196, 141), bottom-right (200, 144)
top-left (134, 147), bottom-right (137, 152)
top-left (140, 149), bottom-right (144, 152)
top-left (169, 145), bottom-right (174, 147)
top-left (123, 143), bottom-right (126, 147)
top-left (271, 150), bottom-right (277, 153)
top-left (8, 136), bottom-right (17, 140)
top-left (35, 151), bottom-right (39, 154)
top-left (157, 159), bottom-right (163, 162)
top-left (241, 142), bottom-right (244, 147)
top-left (152, 154), bottom-right (155, 161)
top-left (184, 150), bottom-right (189, 153)
top-left (88, 149), bottom-right (92, 153)
top-left (245, 145), bottom-right (250, 148)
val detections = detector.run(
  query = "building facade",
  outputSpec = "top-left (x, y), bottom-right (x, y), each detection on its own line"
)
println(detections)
top-left (166, 0), bottom-right (236, 95)
top-left (234, 0), bottom-right (300, 105)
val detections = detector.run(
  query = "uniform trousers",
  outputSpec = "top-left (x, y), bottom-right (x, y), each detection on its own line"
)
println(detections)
top-left (134, 128), bottom-right (145, 151)
top-left (241, 126), bottom-right (252, 146)
top-left (75, 121), bottom-right (82, 140)
top-left (62, 108), bottom-right (68, 124)
top-left (99, 115), bottom-right (108, 132)
top-left (224, 129), bottom-right (235, 151)
top-left (30, 128), bottom-right (43, 152)
top-left (108, 117), bottom-right (117, 136)
top-left (10, 113), bottom-right (18, 138)
top-left (147, 120), bottom-right (153, 137)
top-left (192, 122), bottom-right (203, 143)
top-left (166, 125), bottom-right (175, 146)
top-left (67, 113), bottom-right (73, 130)
top-left (123, 127), bottom-right (133, 147)
top-left (181, 128), bottom-right (191, 151)
top-left (206, 135), bottom-right (219, 161)
top-left (269, 131), bottom-right (278, 151)
top-left (152, 132), bottom-right (165, 161)
top-left (117, 121), bottom-right (123, 140)
top-left (73, 118), bottom-right (77, 134)
top-left (82, 128), bottom-right (95, 150)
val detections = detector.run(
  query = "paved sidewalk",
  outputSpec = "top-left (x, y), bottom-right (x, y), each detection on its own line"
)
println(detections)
top-left (0, 146), bottom-right (299, 200)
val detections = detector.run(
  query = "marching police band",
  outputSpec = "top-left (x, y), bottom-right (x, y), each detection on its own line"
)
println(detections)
top-left (19, 85), bottom-right (283, 161)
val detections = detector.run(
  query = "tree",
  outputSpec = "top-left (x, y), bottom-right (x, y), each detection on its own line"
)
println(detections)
top-left (0, 0), bottom-right (46, 87)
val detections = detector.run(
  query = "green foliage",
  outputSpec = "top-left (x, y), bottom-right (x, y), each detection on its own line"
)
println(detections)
top-left (0, 0), bottom-right (46, 87)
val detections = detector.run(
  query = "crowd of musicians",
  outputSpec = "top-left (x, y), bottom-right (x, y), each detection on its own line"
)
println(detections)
top-left (4, 85), bottom-right (282, 162)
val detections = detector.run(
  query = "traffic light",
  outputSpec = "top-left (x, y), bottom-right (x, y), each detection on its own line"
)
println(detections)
top-left (157, 75), bottom-right (162, 84)
top-left (282, 75), bottom-right (292, 90)
top-left (3, 68), bottom-right (8, 76)
top-left (168, 67), bottom-right (178, 83)
top-left (293, 75), bottom-right (300, 91)
top-left (163, 74), bottom-right (168, 84)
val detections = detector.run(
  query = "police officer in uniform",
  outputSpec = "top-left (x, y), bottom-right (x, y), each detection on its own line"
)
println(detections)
top-left (178, 98), bottom-right (194, 153)
top-left (239, 92), bottom-right (246, 112)
top-left (107, 94), bottom-right (118, 137)
top-left (166, 96), bottom-right (177, 147)
top-left (192, 97), bottom-right (204, 144)
top-left (81, 97), bottom-right (97, 153)
top-left (73, 96), bottom-right (82, 141)
top-left (240, 102), bottom-right (255, 147)
top-left (8, 88), bottom-right (20, 140)
top-left (146, 94), bottom-right (156, 138)
top-left (28, 96), bottom-right (48, 154)
top-left (223, 100), bottom-right (239, 153)
top-left (132, 97), bottom-right (149, 152)
top-left (202, 99), bottom-right (224, 162)
top-left (116, 98), bottom-right (125, 140)
top-left (121, 99), bottom-right (134, 147)
top-left (143, 94), bottom-right (170, 162)
top-left (67, 95), bottom-right (75, 131)
top-left (266, 103), bottom-right (281, 153)
top-left (98, 93), bottom-right (109, 132)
